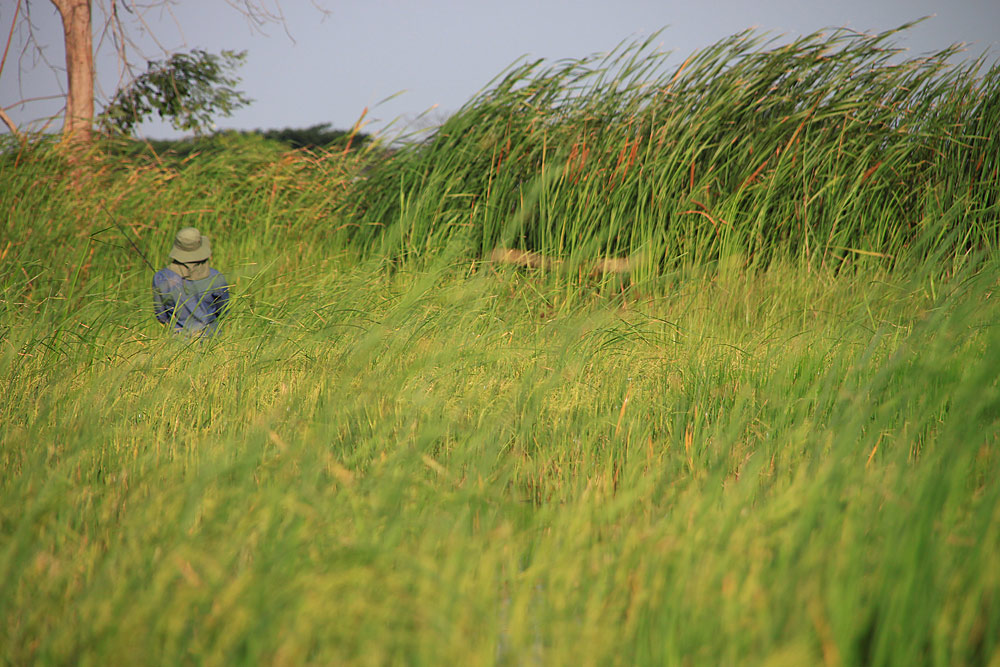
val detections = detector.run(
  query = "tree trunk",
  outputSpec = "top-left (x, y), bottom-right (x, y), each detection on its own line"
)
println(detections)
top-left (50, 0), bottom-right (93, 142)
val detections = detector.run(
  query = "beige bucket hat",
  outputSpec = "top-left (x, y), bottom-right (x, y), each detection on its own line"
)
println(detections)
top-left (169, 227), bottom-right (211, 263)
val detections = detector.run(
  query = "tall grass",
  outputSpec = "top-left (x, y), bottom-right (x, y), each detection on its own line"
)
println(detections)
top-left (2, 20), bottom-right (999, 665)
top-left (3, 249), bottom-right (999, 663)
top-left (345, 22), bottom-right (999, 273)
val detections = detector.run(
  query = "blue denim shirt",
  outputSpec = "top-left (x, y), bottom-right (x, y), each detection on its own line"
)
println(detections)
top-left (153, 267), bottom-right (230, 336)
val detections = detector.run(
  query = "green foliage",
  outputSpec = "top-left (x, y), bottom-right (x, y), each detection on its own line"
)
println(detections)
top-left (248, 122), bottom-right (373, 151)
top-left (343, 22), bottom-right (1000, 270)
top-left (100, 49), bottom-right (253, 136)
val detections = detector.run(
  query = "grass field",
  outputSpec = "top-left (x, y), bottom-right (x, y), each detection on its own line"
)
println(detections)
top-left (3, 24), bottom-right (1000, 665)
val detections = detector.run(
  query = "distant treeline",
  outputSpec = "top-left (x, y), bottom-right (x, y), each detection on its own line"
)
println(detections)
top-left (242, 123), bottom-right (373, 151)
top-left (131, 123), bottom-right (373, 159)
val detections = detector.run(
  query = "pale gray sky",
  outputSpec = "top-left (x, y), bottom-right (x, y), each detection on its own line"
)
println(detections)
top-left (2, 0), bottom-right (998, 140)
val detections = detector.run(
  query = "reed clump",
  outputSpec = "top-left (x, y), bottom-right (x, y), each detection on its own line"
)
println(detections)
top-left (344, 21), bottom-right (999, 274)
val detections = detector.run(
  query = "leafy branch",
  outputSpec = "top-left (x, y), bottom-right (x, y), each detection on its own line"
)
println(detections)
top-left (100, 49), bottom-right (253, 136)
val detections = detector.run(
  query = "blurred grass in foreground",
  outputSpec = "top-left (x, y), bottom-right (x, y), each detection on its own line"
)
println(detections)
top-left (2, 250), bottom-right (998, 664)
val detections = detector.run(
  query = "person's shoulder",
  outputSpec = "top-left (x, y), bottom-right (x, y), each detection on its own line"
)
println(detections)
top-left (153, 267), bottom-right (181, 287)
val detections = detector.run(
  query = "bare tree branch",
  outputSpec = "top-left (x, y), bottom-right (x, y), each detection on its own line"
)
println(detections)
top-left (0, 1), bottom-right (26, 138)
top-left (309, 1), bottom-right (331, 19)
top-left (0, 106), bottom-right (22, 138)
top-left (1, 0), bottom-right (24, 83)
top-left (5, 93), bottom-right (69, 106)
top-left (21, 3), bottom-right (64, 81)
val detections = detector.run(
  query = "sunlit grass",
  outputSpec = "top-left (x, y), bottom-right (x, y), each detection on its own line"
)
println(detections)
top-left (3, 250), bottom-right (998, 663)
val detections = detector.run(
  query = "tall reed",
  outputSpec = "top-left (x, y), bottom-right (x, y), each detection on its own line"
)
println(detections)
top-left (343, 22), bottom-right (999, 273)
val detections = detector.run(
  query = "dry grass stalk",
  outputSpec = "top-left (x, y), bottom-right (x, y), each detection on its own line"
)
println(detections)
top-left (489, 247), bottom-right (635, 275)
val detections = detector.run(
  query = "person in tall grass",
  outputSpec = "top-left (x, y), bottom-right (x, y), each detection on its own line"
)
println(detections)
top-left (153, 227), bottom-right (230, 337)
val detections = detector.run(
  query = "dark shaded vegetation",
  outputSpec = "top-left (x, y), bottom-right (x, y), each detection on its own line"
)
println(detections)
top-left (247, 123), bottom-right (373, 151)
top-left (107, 123), bottom-right (373, 162)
